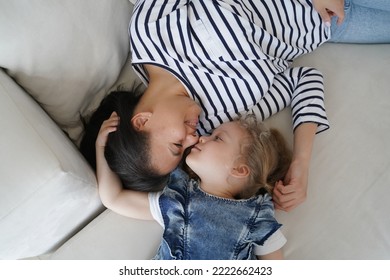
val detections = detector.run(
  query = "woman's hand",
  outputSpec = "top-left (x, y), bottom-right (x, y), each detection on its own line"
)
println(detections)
top-left (273, 123), bottom-right (317, 212)
top-left (273, 159), bottom-right (308, 212)
top-left (312, 0), bottom-right (345, 26)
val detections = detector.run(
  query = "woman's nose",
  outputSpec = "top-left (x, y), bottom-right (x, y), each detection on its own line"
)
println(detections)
top-left (185, 133), bottom-right (199, 147)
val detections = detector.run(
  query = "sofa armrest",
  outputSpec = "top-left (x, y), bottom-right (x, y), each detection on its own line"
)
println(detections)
top-left (0, 69), bottom-right (104, 259)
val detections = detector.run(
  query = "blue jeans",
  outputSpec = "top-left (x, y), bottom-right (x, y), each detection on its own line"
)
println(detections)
top-left (329, 0), bottom-right (390, 43)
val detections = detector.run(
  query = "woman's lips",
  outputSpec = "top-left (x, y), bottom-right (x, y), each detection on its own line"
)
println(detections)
top-left (185, 120), bottom-right (198, 130)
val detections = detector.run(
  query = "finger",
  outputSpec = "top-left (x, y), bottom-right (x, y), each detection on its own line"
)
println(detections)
top-left (273, 198), bottom-right (299, 212)
top-left (109, 111), bottom-right (120, 120)
top-left (283, 196), bottom-right (305, 211)
top-left (102, 117), bottom-right (120, 128)
top-left (99, 118), bottom-right (119, 135)
top-left (331, 3), bottom-right (345, 25)
top-left (275, 183), bottom-right (296, 195)
top-left (274, 203), bottom-right (286, 212)
top-left (279, 203), bottom-right (298, 212)
top-left (106, 118), bottom-right (120, 127)
top-left (274, 196), bottom-right (300, 212)
top-left (336, 14), bottom-right (345, 25)
top-left (272, 184), bottom-right (284, 201)
top-left (272, 189), bottom-right (281, 205)
top-left (104, 126), bottom-right (118, 134)
top-left (107, 115), bottom-right (120, 123)
top-left (318, 9), bottom-right (332, 26)
top-left (275, 191), bottom-right (297, 205)
top-left (273, 187), bottom-right (294, 204)
top-left (97, 124), bottom-right (117, 145)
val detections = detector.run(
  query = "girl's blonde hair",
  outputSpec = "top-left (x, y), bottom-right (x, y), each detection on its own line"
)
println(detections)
top-left (236, 114), bottom-right (292, 199)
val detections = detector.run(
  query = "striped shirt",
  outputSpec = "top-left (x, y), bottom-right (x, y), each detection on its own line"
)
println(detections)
top-left (130, 0), bottom-right (330, 135)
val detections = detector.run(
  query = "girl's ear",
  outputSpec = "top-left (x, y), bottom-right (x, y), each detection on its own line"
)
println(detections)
top-left (131, 112), bottom-right (152, 131)
top-left (231, 164), bottom-right (250, 178)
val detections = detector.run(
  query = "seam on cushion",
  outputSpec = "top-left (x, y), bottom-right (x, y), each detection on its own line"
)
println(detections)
top-left (0, 168), bottom-right (97, 222)
top-left (0, 71), bottom-right (94, 181)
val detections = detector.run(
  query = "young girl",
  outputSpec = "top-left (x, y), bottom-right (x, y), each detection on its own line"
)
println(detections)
top-left (96, 113), bottom-right (292, 260)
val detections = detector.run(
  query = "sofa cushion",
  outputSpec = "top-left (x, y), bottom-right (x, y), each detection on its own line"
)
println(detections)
top-left (51, 210), bottom-right (163, 260)
top-left (275, 43), bottom-right (390, 259)
top-left (0, 0), bottom-right (137, 143)
top-left (0, 69), bottom-right (104, 259)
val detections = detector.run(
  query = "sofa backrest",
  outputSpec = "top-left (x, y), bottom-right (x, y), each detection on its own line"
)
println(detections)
top-left (0, 0), bottom-right (142, 143)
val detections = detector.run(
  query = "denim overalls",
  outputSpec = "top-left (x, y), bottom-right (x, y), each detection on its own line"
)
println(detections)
top-left (153, 169), bottom-right (281, 260)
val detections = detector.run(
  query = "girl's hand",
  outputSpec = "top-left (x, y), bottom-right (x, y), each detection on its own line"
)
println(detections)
top-left (94, 111), bottom-right (153, 220)
top-left (272, 159), bottom-right (308, 212)
top-left (312, 0), bottom-right (345, 26)
top-left (96, 112), bottom-right (119, 149)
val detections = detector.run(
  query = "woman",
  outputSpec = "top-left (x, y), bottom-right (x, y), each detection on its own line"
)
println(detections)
top-left (81, 0), bottom-right (390, 211)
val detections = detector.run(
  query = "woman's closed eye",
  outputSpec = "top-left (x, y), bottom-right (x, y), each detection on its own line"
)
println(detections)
top-left (170, 143), bottom-right (183, 156)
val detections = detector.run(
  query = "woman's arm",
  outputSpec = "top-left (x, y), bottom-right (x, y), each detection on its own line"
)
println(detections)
top-left (253, 67), bottom-right (327, 211)
top-left (96, 112), bottom-right (154, 220)
top-left (275, 68), bottom-right (327, 211)
top-left (273, 123), bottom-right (317, 212)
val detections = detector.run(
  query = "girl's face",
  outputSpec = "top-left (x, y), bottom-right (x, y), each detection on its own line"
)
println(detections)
top-left (185, 121), bottom-right (249, 187)
top-left (141, 94), bottom-right (201, 175)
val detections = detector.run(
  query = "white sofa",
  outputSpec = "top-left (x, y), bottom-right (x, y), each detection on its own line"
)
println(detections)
top-left (1, 1), bottom-right (389, 260)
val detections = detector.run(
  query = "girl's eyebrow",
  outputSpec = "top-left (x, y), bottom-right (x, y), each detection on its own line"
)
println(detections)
top-left (214, 129), bottom-right (231, 140)
top-left (220, 129), bottom-right (230, 137)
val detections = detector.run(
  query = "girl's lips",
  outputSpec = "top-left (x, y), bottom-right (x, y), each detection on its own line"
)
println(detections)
top-left (192, 145), bottom-right (201, 151)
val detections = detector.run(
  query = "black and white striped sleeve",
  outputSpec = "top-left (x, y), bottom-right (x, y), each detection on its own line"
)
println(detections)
top-left (252, 67), bottom-right (329, 133)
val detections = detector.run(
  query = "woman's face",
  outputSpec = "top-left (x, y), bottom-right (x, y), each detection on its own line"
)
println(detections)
top-left (140, 95), bottom-right (201, 175)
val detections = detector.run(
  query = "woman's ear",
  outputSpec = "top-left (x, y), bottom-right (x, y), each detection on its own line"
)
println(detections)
top-left (131, 112), bottom-right (152, 131)
top-left (231, 164), bottom-right (250, 178)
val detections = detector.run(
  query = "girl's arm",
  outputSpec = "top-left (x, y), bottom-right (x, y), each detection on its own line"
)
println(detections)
top-left (96, 112), bottom-right (154, 220)
top-left (257, 249), bottom-right (284, 260)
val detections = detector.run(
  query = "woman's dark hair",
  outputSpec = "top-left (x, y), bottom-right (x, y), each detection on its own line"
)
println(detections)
top-left (80, 91), bottom-right (169, 192)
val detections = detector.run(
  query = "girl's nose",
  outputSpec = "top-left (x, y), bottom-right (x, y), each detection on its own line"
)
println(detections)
top-left (198, 135), bottom-right (208, 143)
